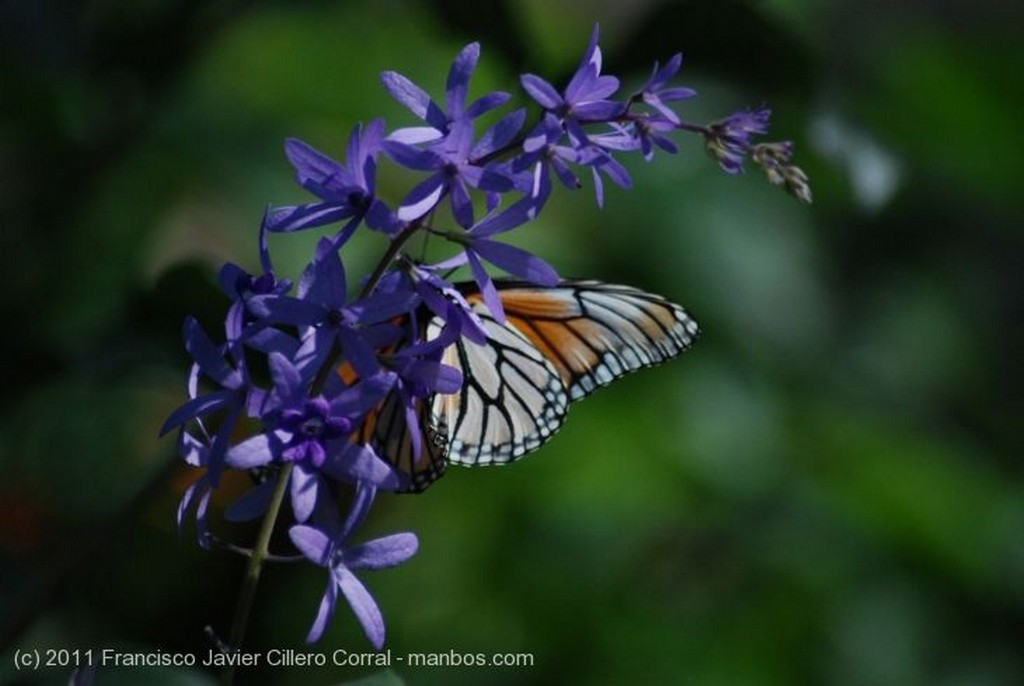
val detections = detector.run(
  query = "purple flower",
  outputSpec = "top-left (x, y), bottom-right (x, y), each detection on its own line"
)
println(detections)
top-left (514, 113), bottom-right (585, 204)
top-left (383, 114), bottom-right (517, 228)
top-left (265, 119), bottom-right (400, 241)
top-left (381, 42), bottom-right (510, 142)
top-left (248, 238), bottom-right (418, 378)
top-left (223, 352), bottom-right (399, 520)
top-left (705, 108), bottom-right (771, 174)
top-left (382, 44), bottom-right (523, 227)
top-left (160, 313), bottom-right (260, 542)
top-left (515, 113), bottom-right (633, 209)
top-left (290, 484), bottom-right (418, 647)
top-left (219, 210), bottom-right (292, 303)
top-left (160, 314), bottom-right (253, 474)
top-left (591, 118), bottom-right (676, 162)
top-left (520, 25), bottom-right (624, 146)
top-left (636, 53), bottom-right (696, 125)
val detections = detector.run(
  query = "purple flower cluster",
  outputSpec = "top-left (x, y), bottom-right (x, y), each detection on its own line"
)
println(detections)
top-left (162, 25), bottom-right (809, 652)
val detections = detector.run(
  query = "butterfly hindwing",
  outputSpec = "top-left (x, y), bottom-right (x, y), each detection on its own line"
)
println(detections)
top-left (427, 310), bottom-right (570, 466)
top-left (359, 390), bottom-right (448, 493)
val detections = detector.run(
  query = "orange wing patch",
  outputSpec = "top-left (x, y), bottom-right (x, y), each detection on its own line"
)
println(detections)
top-left (489, 290), bottom-right (580, 318)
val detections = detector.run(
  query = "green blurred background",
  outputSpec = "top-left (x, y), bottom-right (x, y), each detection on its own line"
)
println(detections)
top-left (2, 0), bottom-right (1022, 684)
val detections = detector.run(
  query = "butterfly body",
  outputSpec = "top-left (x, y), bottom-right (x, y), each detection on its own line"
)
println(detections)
top-left (364, 280), bottom-right (698, 492)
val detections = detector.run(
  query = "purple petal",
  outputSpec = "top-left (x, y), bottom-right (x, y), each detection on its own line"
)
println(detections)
top-left (178, 430), bottom-right (206, 466)
top-left (290, 524), bottom-right (332, 565)
top-left (183, 317), bottom-right (242, 388)
top-left (225, 480), bottom-right (275, 522)
top-left (396, 173), bottom-right (447, 222)
top-left (381, 139), bottom-right (443, 171)
top-left (335, 567), bottom-right (386, 650)
top-left (225, 433), bottom-right (276, 469)
top-left (386, 126), bottom-right (443, 145)
top-left (598, 154), bottom-right (633, 189)
top-left (565, 118), bottom-right (591, 147)
top-left (340, 482), bottom-right (377, 541)
top-left (469, 196), bottom-right (538, 238)
top-left (404, 401), bottom-right (423, 463)
top-left (401, 358), bottom-right (463, 394)
top-left (327, 444), bottom-right (402, 491)
top-left (572, 100), bottom-right (626, 121)
top-left (467, 250), bottom-right (505, 324)
top-left (344, 533), bottom-right (419, 570)
top-left (176, 479), bottom-right (202, 534)
top-left (291, 464), bottom-right (319, 523)
top-left (305, 579), bottom-right (338, 643)
top-left (347, 120), bottom-right (383, 188)
top-left (380, 70), bottom-right (432, 120)
top-left (643, 93), bottom-right (681, 125)
top-left (550, 156), bottom-right (582, 190)
top-left (653, 132), bottom-right (678, 155)
top-left (245, 327), bottom-right (300, 358)
top-left (329, 374), bottom-right (393, 417)
top-left (345, 289), bottom-right (419, 325)
top-left (472, 238), bottom-right (560, 287)
top-left (648, 53), bottom-right (682, 90)
top-left (468, 198), bottom-right (536, 239)
top-left (248, 295), bottom-right (325, 327)
top-left (285, 138), bottom-right (347, 192)
top-left (465, 91), bottom-right (512, 119)
top-left (520, 74), bottom-right (563, 109)
top-left (445, 42), bottom-right (480, 119)
top-left (656, 86), bottom-right (696, 102)
top-left (475, 166), bottom-right (515, 193)
top-left (472, 108), bottom-right (526, 159)
top-left (268, 352), bottom-right (301, 399)
top-left (581, 24), bottom-right (602, 71)
top-left (194, 486), bottom-right (213, 548)
top-left (450, 178), bottom-right (474, 229)
top-left (337, 326), bottom-right (383, 380)
top-left (592, 165), bottom-right (605, 208)
top-left (160, 390), bottom-right (234, 435)
top-left (365, 199), bottom-right (403, 236)
top-left (299, 239), bottom-right (348, 309)
top-left (586, 74), bottom-right (621, 101)
top-left (458, 163), bottom-right (484, 189)
top-left (217, 262), bottom-right (249, 299)
top-left (264, 202), bottom-right (353, 233)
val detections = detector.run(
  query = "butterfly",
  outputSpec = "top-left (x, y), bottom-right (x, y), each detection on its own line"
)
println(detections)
top-left (358, 280), bottom-right (699, 492)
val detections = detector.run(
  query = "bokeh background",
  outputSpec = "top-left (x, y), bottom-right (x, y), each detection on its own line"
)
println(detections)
top-left (2, 1), bottom-right (1022, 684)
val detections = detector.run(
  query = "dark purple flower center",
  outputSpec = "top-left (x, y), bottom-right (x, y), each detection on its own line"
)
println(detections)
top-left (300, 416), bottom-right (326, 437)
top-left (348, 191), bottom-right (370, 212)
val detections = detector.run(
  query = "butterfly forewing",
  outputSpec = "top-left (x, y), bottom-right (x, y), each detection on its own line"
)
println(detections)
top-left (479, 281), bottom-right (699, 400)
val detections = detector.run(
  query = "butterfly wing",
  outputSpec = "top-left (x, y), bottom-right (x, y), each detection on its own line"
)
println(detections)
top-left (365, 279), bottom-right (698, 487)
top-left (432, 280), bottom-right (698, 468)
top-left (475, 280), bottom-right (699, 400)
top-left (427, 309), bottom-right (570, 466)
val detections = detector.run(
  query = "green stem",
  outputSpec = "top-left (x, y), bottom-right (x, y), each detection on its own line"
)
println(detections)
top-left (358, 221), bottom-right (423, 299)
top-left (221, 461), bottom-right (294, 686)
